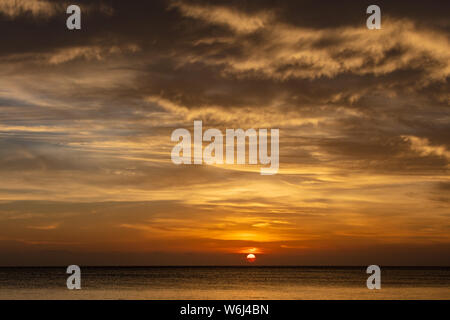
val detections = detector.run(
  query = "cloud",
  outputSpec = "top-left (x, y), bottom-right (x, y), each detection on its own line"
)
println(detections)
top-left (170, 1), bottom-right (273, 34)
top-left (403, 135), bottom-right (450, 160)
top-left (27, 223), bottom-right (59, 230)
top-left (0, 0), bottom-right (57, 18)
top-left (47, 44), bottom-right (141, 65)
top-left (173, 5), bottom-right (449, 82)
top-left (0, 0), bottom-right (114, 20)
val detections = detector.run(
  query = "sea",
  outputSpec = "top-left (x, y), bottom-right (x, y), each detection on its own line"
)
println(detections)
top-left (0, 267), bottom-right (449, 300)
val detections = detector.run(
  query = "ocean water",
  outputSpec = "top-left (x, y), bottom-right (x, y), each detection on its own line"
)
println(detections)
top-left (0, 267), bottom-right (449, 300)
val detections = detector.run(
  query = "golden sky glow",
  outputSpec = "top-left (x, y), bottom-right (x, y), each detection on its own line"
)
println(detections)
top-left (0, 0), bottom-right (449, 265)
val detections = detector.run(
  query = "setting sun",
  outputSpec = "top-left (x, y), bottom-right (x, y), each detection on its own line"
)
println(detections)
top-left (246, 254), bottom-right (256, 263)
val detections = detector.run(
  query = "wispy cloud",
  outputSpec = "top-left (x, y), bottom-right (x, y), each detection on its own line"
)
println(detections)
top-left (0, 0), bottom-right (57, 18)
top-left (27, 223), bottom-right (59, 230)
top-left (403, 135), bottom-right (450, 160)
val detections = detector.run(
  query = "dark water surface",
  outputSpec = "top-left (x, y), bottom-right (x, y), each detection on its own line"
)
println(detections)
top-left (0, 267), bottom-right (449, 299)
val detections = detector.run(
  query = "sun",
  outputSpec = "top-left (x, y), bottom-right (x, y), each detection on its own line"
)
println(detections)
top-left (246, 253), bottom-right (256, 263)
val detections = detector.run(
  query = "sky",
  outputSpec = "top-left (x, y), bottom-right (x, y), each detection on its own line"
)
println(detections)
top-left (0, 0), bottom-right (449, 266)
